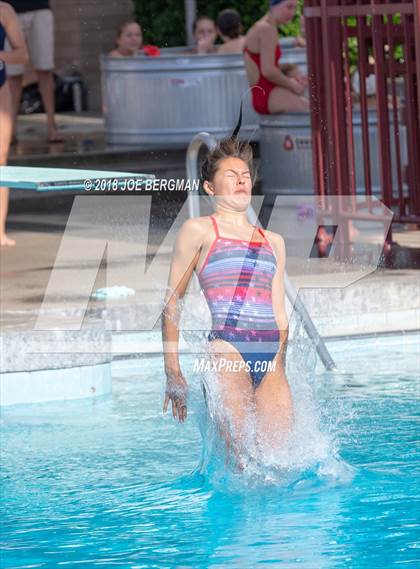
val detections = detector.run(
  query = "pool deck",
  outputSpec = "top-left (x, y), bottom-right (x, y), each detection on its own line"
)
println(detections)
top-left (2, 209), bottom-right (419, 333)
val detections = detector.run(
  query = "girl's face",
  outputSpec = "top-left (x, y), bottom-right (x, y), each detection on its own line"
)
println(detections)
top-left (194, 18), bottom-right (217, 45)
top-left (117, 23), bottom-right (143, 54)
top-left (272, 0), bottom-right (298, 25)
top-left (204, 157), bottom-right (253, 210)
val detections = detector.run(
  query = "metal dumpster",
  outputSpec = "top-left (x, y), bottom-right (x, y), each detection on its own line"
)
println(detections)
top-left (100, 45), bottom-right (307, 148)
top-left (259, 110), bottom-right (407, 198)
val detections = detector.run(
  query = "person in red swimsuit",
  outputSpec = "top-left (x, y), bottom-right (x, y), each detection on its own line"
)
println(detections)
top-left (243, 0), bottom-right (309, 114)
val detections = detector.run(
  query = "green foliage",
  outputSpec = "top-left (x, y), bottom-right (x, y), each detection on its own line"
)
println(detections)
top-left (133, 0), bottom-right (304, 47)
top-left (195, 0), bottom-right (268, 34)
top-left (346, 37), bottom-right (359, 73)
top-left (133, 0), bottom-right (186, 47)
top-left (279, 0), bottom-right (304, 37)
top-left (394, 44), bottom-right (404, 62)
top-left (345, 14), bottom-right (404, 73)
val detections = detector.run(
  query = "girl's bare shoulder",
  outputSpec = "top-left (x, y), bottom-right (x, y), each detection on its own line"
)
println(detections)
top-left (179, 216), bottom-right (215, 242)
top-left (265, 227), bottom-right (284, 239)
top-left (174, 216), bottom-right (214, 255)
top-left (257, 19), bottom-right (277, 36)
top-left (0, 1), bottom-right (14, 22)
top-left (246, 17), bottom-right (267, 38)
top-left (264, 229), bottom-right (286, 255)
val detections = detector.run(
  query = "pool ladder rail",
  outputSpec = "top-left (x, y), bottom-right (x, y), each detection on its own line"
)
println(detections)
top-left (186, 132), bottom-right (338, 373)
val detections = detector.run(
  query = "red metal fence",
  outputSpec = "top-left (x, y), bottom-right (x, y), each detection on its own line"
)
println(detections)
top-left (304, 0), bottom-right (420, 250)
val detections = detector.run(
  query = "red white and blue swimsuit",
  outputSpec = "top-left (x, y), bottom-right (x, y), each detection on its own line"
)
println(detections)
top-left (197, 215), bottom-right (280, 387)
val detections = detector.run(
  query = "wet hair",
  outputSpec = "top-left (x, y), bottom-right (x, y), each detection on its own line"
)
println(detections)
top-left (201, 104), bottom-right (255, 186)
top-left (192, 15), bottom-right (215, 34)
top-left (217, 9), bottom-right (243, 39)
top-left (116, 20), bottom-right (142, 38)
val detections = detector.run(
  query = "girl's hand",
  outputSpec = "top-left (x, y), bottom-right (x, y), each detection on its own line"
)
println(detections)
top-left (296, 73), bottom-right (308, 88)
top-left (289, 77), bottom-right (306, 96)
top-left (197, 37), bottom-right (213, 54)
top-left (163, 368), bottom-right (188, 423)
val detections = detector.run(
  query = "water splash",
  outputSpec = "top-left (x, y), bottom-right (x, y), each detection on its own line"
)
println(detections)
top-left (181, 314), bottom-right (355, 491)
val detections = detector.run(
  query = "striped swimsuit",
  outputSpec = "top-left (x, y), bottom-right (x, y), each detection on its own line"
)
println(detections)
top-left (197, 215), bottom-right (280, 387)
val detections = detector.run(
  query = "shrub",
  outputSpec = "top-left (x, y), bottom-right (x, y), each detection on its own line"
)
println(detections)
top-left (133, 0), bottom-right (304, 47)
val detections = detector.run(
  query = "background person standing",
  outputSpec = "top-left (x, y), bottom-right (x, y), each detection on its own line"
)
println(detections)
top-left (0, 1), bottom-right (27, 247)
top-left (4, 0), bottom-right (62, 142)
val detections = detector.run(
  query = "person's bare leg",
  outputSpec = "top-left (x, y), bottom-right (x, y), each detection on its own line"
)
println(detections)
top-left (0, 186), bottom-right (14, 247)
top-left (207, 339), bottom-right (255, 469)
top-left (254, 354), bottom-right (294, 456)
top-left (37, 70), bottom-right (62, 142)
top-left (268, 86), bottom-right (309, 113)
top-left (0, 83), bottom-right (16, 247)
top-left (7, 75), bottom-right (23, 143)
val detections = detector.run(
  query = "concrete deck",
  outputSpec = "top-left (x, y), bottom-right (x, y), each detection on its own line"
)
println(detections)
top-left (2, 210), bottom-right (419, 332)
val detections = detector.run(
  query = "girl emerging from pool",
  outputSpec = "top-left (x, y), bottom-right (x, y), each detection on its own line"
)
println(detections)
top-left (244, 0), bottom-right (308, 114)
top-left (188, 16), bottom-right (218, 55)
top-left (162, 119), bottom-right (293, 468)
top-left (217, 9), bottom-right (245, 54)
top-left (109, 21), bottom-right (160, 58)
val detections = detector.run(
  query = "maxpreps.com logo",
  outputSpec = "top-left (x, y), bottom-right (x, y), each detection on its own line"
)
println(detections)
top-left (193, 357), bottom-right (276, 374)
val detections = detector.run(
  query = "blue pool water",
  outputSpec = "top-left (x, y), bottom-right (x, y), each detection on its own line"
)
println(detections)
top-left (1, 332), bottom-right (419, 568)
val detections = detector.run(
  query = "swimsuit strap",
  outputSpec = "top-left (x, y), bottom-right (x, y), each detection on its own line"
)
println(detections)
top-left (210, 215), bottom-right (220, 238)
top-left (211, 214), bottom-right (268, 244)
top-left (243, 46), bottom-right (260, 64)
top-left (257, 226), bottom-right (269, 244)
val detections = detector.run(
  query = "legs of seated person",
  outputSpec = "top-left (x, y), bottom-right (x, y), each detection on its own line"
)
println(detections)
top-left (268, 86), bottom-right (309, 113)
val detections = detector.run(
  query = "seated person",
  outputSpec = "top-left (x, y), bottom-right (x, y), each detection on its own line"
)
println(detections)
top-left (243, 0), bottom-right (308, 114)
top-left (189, 16), bottom-right (217, 54)
top-left (217, 8), bottom-right (245, 54)
top-left (281, 62), bottom-right (307, 86)
top-left (109, 21), bottom-right (160, 57)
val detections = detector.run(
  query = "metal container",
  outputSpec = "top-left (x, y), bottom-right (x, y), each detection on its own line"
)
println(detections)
top-left (259, 110), bottom-right (407, 198)
top-left (100, 45), bottom-right (307, 148)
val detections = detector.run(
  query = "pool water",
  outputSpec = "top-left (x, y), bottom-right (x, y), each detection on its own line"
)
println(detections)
top-left (1, 332), bottom-right (419, 568)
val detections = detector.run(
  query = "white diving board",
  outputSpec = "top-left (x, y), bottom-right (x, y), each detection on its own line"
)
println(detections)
top-left (0, 166), bottom-right (154, 191)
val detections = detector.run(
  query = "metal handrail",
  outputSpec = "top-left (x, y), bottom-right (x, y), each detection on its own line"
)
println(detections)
top-left (185, 133), bottom-right (338, 371)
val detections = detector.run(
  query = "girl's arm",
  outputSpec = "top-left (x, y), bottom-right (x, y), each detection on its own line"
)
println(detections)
top-left (270, 233), bottom-right (289, 368)
top-left (162, 218), bottom-right (203, 422)
top-left (0, 3), bottom-right (28, 65)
